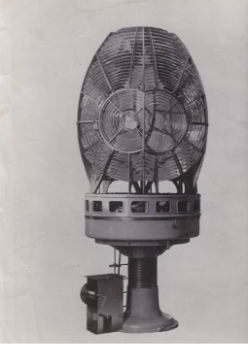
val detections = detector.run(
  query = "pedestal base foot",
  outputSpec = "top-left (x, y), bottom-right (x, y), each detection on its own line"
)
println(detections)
top-left (121, 312), bottom-right (178, 333)
top-left (121, 285), bottom-right (178, 334)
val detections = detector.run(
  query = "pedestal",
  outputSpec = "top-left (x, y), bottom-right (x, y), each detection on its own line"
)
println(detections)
top-left (121, 257), bottom-right (178, 333)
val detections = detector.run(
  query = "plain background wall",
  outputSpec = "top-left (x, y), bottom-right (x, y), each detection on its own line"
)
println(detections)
top-left (0, 0), bottom-right (248, 342)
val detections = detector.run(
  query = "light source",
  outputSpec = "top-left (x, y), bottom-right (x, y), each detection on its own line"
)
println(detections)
top-left (78, 27), bottom-right (208, 334)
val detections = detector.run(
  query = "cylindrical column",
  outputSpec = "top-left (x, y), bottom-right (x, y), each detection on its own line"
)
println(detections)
top-left (122, 256), bottom-right (178, 333)
top-left (128, 257), bottom-right (157, 288)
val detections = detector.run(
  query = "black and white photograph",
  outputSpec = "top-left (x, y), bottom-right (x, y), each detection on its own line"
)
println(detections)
top-left (0, 0), bottom-right (247, 343)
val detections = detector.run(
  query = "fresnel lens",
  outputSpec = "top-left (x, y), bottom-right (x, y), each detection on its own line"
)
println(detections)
top-left (77, 27), bottom-right (208, 334)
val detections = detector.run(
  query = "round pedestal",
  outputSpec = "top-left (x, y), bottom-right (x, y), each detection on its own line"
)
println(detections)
top-left (121, 287), bottom-right (178, 333)
top-left (122, 312), bottom-right (178, 333)
top-left (121, 257), bottom-right (178, 333)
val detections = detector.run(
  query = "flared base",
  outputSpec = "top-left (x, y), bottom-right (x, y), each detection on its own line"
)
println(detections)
top-left (121, 285), bottom-right (178, 333)
top-left (121, 312), bottom-right (178, 333)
